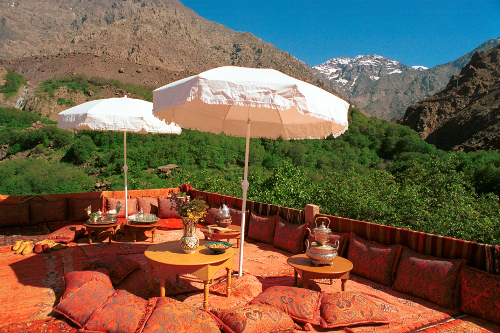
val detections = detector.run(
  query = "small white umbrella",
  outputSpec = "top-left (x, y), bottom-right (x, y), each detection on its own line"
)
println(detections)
top-left (153, 66), bottom-right (349, 276)
top-left (58, 96), bottom-right (182, 216)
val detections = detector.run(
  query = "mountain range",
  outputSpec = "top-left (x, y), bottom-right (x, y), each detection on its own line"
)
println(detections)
top-left (0, 0), bottom-right (332, 91)
top-left (313, 37), bottom-right (500, 121)
top-left (1, 0), bottom-right (500, 151)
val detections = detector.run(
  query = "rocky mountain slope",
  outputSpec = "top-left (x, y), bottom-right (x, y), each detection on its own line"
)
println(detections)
top-left (0, 0), bottom-right (331, 92)
top-left (401, 45), bottom-right (500, 152)
top-left (315, 37), bottom-right (500, 121)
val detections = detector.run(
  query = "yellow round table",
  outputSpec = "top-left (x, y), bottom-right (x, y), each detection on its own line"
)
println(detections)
top-left (145, 239), bottom-right (234, 309)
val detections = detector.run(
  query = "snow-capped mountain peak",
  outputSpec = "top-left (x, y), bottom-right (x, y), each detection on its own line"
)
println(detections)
top-left (313, 55), bottom-right (426, 96)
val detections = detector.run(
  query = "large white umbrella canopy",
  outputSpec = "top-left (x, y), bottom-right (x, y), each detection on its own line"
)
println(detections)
top-left (153, 66), bottom-right (349, 276)
top-left (59, 96), bottom-right (182, 216)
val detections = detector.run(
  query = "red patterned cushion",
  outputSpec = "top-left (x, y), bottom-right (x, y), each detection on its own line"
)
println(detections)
top-left (138, 197), bottom-right (159, 216)
top-left (47, 224), bottom-right (87, 243)
top-left (460, 265), bottom-right (500, 324)
top-left (320, 291), bottom-right (389, 328)
top-left (141, 297), bottom-right (221, 333)
top-left (0, 203), bottom-right (29, 227)
top-left (29, 200), bottom-right (68, 225)
top-left (273, 218), bottom-right (308, 254)
top-left (307, 231), bottom-right (349, 257)
top-left (84, 255), bottom-right (140, 285)
top-left (54, 271), bottom-right (115, 327)
top-left (229, 207), bottom-right (245, 227)
top-left (82, 289), bottom-right (148, 333)
top-left (211, 304), bottom-right (296, 333)
top-left (392, 247), bottom-right (465, 309)
top-left (203, 205), bottom-right (220, 225)
top-left (247, 212), bottom-right (278, 244)
top-left (250, 286), bottom-right (322, 324)
top-left (106, 197), bottom-right (137, 218)
top-left (61, 270), bottom-right (113, 297)
top-left (70, 198), bottom-right (104, 222)
top-left (158, 197), bottom-right (187, 219)
top-left (347, 233), bottom-right (402, 286)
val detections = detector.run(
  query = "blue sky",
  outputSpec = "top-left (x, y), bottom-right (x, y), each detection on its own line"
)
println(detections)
top-left (180, 0), bottom-right (500, 68)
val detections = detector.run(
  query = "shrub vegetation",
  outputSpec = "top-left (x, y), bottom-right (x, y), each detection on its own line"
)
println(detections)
top-left (1, 79), bottom-right (499, 245)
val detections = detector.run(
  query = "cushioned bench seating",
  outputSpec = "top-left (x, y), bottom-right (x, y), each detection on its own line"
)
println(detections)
top-left (0, 188), bottom-right (185, 246)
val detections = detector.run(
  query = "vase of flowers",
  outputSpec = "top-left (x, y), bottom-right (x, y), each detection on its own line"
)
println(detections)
top-left (177, 198), bottom-right (208, 253)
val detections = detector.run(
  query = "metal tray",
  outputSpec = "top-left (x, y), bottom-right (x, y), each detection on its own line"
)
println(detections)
top-left (86, 218), bottom-right (117, 225)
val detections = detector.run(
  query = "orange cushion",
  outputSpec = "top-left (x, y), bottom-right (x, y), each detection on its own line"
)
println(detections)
top-left (54, 271), bottom-right (115, 327)
top-left (250, 286), bottom-right (322, 325)
top-left (320, 292), bottom-right (389, 328)
top-left (141, 297), bottom-right (221, 333)
top-left (211, 304), bottom-right (296, 333)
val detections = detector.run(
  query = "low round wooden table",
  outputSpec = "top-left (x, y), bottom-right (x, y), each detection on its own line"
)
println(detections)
top-left (145, 239), bottom-right (234, 310)
top-left (287, 254), bottom-right (353, 291)
top-left (124, 220), bottom-right (161, 243)
top-left (200, 225), bottom-right (242, 248)
top-left (83, 221), bottom-right (121, 244)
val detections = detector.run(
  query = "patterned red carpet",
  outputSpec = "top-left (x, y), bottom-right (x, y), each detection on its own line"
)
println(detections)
top-left (0, 229), bottom-right (498, 333)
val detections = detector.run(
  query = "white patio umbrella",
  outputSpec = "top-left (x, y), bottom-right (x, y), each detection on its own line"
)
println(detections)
top-left (152, 66), bottom-right (349, 276)
top-left (58, 96), bottom-right (182, 216)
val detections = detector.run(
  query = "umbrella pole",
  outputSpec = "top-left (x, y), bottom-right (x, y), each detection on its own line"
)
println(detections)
top-left (124, 132), bottom-right (128, 217)
top-left (239, 118), bottom-right (250, 277)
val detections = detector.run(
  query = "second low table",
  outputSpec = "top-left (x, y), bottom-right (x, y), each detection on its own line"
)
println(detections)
top-left (287, 254), bottom-right (353, 291)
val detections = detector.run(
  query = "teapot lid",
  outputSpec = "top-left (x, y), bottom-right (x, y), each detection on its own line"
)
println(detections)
top-left (314, 222), bottom-right (330, 233)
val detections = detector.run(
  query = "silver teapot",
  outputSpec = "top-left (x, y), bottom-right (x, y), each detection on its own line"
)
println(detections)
top-left (307, 217), bottom-right (332, 245)
top-left (305, 217), bottom-right (338, 266)
top-left (218, 201), bottom-right (230, 219)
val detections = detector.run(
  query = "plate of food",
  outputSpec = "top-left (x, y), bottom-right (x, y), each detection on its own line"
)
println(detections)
top-left (206, 241), bottom-right (232, 254)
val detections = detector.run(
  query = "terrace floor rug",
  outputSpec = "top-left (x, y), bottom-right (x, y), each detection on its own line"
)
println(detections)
top-left (1, 228), bottom-right (499, 333)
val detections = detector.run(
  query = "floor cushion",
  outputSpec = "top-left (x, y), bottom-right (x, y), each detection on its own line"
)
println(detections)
top-left (273, 218), bottom-right (308, 255)
top-left (211, 304), bottom-right (297, 333)
top-left (460, 265), bottom-right (500, 325)
top-left (70, 198), bottom-right (104, 222)
top-left (81, 289), bottom-right (148, 333)
top-left (140, 297), bottom-right (221, 333)
top-left (347, 232), bottom-right (402, 286)
top-left (392, 247), bottom-right (466, 309)
top-left (29, 199), bottom-right (68, 225)
top-left (138, 197), bottom-right (159, 216)
top-left (54, 271), bottom-right (115, 327)
top-left (84, 255), bottom-right (140, 285)
top-left (250, 285), bottom-right (322, 325)
top-left (247, 212), bottom-right (278, 245)
top-left (320, 291), bottom-right (389, 328)
top-left (46, 224), bottom-right (87, 244)
top-left (0, 203), bottom-right (30, 227)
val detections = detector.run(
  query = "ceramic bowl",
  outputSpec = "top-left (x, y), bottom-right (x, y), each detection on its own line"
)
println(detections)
top-left (206, 241), bottom-right (232, 254)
